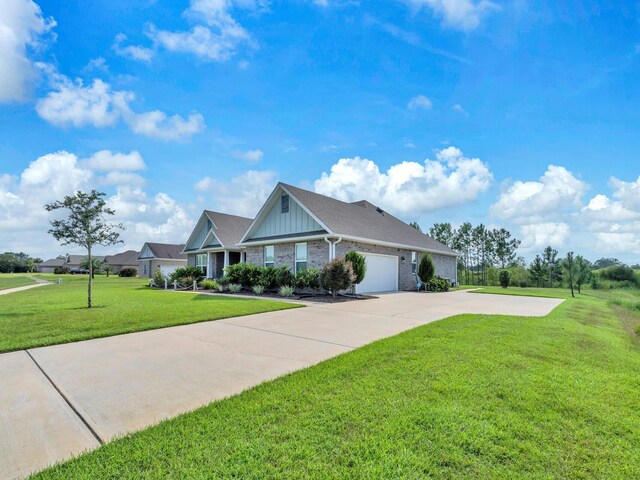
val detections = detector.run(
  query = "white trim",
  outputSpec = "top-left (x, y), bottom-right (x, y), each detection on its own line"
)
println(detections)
top-left (239, 183), bottom-right (334, 244)
top-left (264, 245), bottom-right (275, 267)
top-left (339, 235), bottom-right (460, 257)
top-left (238, 234), bottom-right (328, 247)
top-left (294, 242), bottom-right (308, 274)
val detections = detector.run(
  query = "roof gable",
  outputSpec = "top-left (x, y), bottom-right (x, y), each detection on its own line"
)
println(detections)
top-left (184, 213), bottom-right (213, 251)
top-left (242, 186), bottom-right (327, 242)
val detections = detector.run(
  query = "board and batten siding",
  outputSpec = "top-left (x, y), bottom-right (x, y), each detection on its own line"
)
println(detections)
top-left (139, 244), bottom-right (154, 258)
top-left (186, 217), bottom-right (212, 250)
top-left (250, 194), bottom-right (323, 239)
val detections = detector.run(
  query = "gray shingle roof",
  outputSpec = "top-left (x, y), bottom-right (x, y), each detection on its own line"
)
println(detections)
top-left (104, 250), bottom-right (139, 266)
top-left (146, 243), bottom-right (187, 260)
top-left (204, 211), bottom-right (253, 248)
top-left (38, 255), bottom-right (105, 266)
top-left (281, 183), bottom-right (458, 256)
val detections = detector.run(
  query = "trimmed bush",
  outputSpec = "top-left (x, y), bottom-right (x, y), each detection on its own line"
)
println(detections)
top-left (499, 270), bottom-right (510, 289)
top-left (345, 251), bottom-right (367, 286)
top-left (119, 267), bottom-right (137, 277)
top-left (228, 283), bottom-right (242, 293)
top-left (279, 285), bottom-right (295, 297)
top-left (424, 276), bottom-right (450, 292)
top-left (252, 284), bottom-right (265, 295)
top-left (152, 268), bottom-right (165, 286)
top-left (294, 268), bottom-right (321, 290)
top-left (201, 279), bottom-right (218, 290)
top-left (320, 258), bottom-right (355, 298)
top-left (225, 263), bottom-right (261, 287)
top-left (170, 266), bottom-right (204, 284)
top-left (53, 266), bottom-right (68, 275)
top-left (418, 254), bottom-right (435, 284)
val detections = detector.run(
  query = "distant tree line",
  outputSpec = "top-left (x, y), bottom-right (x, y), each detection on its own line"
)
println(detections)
top-left (411, 222), bottom-right (521, 286)
top-left (0, 252), bottom-right (43, 273)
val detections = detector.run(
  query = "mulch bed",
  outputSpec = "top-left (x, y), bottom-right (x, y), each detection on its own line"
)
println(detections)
top-left (199, 289), bottom-right (377, 303)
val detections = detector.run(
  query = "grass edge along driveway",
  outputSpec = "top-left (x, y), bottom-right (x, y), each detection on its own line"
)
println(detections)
top-left (33, 289), bottom-right (640, 479)
top-left (0, 274), bottom-right (37, 291)
top-left (0, 275), bottom-right (300, 353)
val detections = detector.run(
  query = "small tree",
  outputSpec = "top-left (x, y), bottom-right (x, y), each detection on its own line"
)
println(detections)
top-left (499, 270), bottom-right (510, 288)
top-left (574, 255), bottom-right (591, 294)
top-left (418, 254), bottom-right (435, 288)
top-left (80, 256), bottom-right (104, 279)
top-left (45, 190), bottom-right (124, 308)
top-left (320, 258), bottom-right (354, 298)
top-left (103, 265), bottom-right (112, 277)
top-left (345, 251), bottom-right (367, 293)
top-left (562, 251), bottom-right (576, 298)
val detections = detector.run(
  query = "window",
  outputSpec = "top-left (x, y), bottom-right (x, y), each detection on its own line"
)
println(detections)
top-left (196, 253), bottom-right (207, 276)
top-left (264, 245), bottom-right (275, 268)
top-left (143, 264), bottom-right (148, 275)
top-left (281, 194), bottom-right (289, 213)
top-left (411, 252), bottom-right (417, 274)
top-left (295, 242), bottom-right (307, 273)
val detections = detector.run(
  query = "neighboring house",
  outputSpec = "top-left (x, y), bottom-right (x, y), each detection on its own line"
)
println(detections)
top-left (184, 182), bottom-right (458, 293)
top-left (183, 211), bottom-right (254, 277)
top-left (103, 250), bottom-right (140, 274)
top-left (137, 243), bottom-right (187, 278)
top-left (37, 255), bottom-right (105, 273)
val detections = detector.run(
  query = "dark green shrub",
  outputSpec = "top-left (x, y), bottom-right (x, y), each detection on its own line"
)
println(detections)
top-left (519, 281), bottom-right (528, 288)
top-left (345, 251), bottom-right (367, 286)
top-left (599, 265), bottom-right (638, 284)
top-left (499, 270), bottom-right (510, 288)
top-left (217, 275), bottom-right (230, 287)
top-left (152, 268), bottom-right (165, 286)
top-left (53, 266), bottom-right (68, 274)
top-left (424, 276), bottom-right (450, 292)
top-left (418, 254), bottom-right (435, 284)
top-left (225, 263), bottom-right (261, 287)
top-left (274, 266), bottom-right (294, 289)
top-left (119, 267), bottom-right (137, 277)
top-left (259, 267), bottom-right (278, 290)
top-left (169, 266), bottom-right (204, 284)
top-left (295, 267), bottom-right (321, 290)
top-left (320, 258), bottom-right (354, 298)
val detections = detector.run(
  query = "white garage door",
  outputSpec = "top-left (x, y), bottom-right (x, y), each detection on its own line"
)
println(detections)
top-left (355, 253), bottom-right (398, 294)
top-left (160, 264), bottom-right (179, 277)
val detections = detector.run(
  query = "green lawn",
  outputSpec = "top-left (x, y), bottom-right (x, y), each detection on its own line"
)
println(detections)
top-left (465, 285), bottom-right (572, 299)
top-left (0, 275), bottom-right (299, 353)
top-left (33, 289), bottom-right (640, 479)
top-left (0, 274), bottom-right (36, 290)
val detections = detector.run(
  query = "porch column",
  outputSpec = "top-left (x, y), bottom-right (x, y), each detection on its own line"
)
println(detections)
top-left (223, 250), bottom-right (230, 270)
top-left (206, 252), bottom-right (212, 279)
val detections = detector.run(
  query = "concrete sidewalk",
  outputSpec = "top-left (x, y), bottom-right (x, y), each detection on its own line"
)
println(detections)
top-left (0, 290), bottom-right (562, 479)
top-left (0, 277), bottom-right (52, 296)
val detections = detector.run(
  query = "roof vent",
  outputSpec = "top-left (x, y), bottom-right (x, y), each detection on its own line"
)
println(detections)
top-left (376, 206), bottom-right (384, 214)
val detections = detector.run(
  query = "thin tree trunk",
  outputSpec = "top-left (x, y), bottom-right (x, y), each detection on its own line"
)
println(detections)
top-left (88, 246), bottom-right (92, 309)
top-left (569, 272), bottom-right (574, 298)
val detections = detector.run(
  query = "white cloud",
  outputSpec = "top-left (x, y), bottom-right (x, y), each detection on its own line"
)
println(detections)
top-left (519, 222), bottom-right (571, 251)
top-left (36, 67), bottom-right (205, 140)
top-left (452, 103), bottom-right (468, 116)
top-left (36, 77), bottom-right (123, 127)
top-left (491, 165), bottom-right (588, 224)
top-left (112, 33), bottom-right (154, 63)
top-left (0, 0), bottom-right (56, 102)
top-left (85, 150), bottom-right (146, 171)
top-left (0, 150), bottom-right (193, 257)
top-left (148, 0), bottom-right (256, 62)
top-left (195, 169), bottom-right (277, 217)
top-left (232, 148), bottom-right (263, 163)
top-left (593, 232), bottom-right (640, 254)
top-left (407, 94), bottom-right (433, 110)
top-left (403, 0), bottom-right (498, 31)
top-left (314, 146), bottom-right (493, 215)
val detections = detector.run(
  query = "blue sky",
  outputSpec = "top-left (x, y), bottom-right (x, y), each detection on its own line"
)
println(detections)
top-left (1, 0), bottom-right (640, 262)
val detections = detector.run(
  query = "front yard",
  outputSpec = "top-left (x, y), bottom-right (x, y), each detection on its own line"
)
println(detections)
top-left (33, 288), bottom-right (640, 479)
top-left (0, 274), bottom-right (36, 290)
top-left (0, 274), bottom-right (300, 353)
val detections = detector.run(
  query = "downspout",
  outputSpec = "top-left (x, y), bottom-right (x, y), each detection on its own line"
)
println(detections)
top-left (324, 237), bottom-right (333, 261)
top-left (333, 237), bottom-right (342, 259)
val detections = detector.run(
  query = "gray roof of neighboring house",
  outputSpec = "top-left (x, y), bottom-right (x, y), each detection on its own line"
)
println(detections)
top-left (104, 250), bottom-right (140, 266)
top-left (144, 243), bottom-right (187, 260)
top-left (38, 255), bottom-right (105, 267)
top-left (280, 183), bottom-right (458, 256)
top-left (204, 211), bottom-right (253, 248)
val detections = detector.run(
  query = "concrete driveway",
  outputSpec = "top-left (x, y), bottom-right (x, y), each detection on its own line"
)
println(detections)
top-left (0, 290), bottom-right (562, 479)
